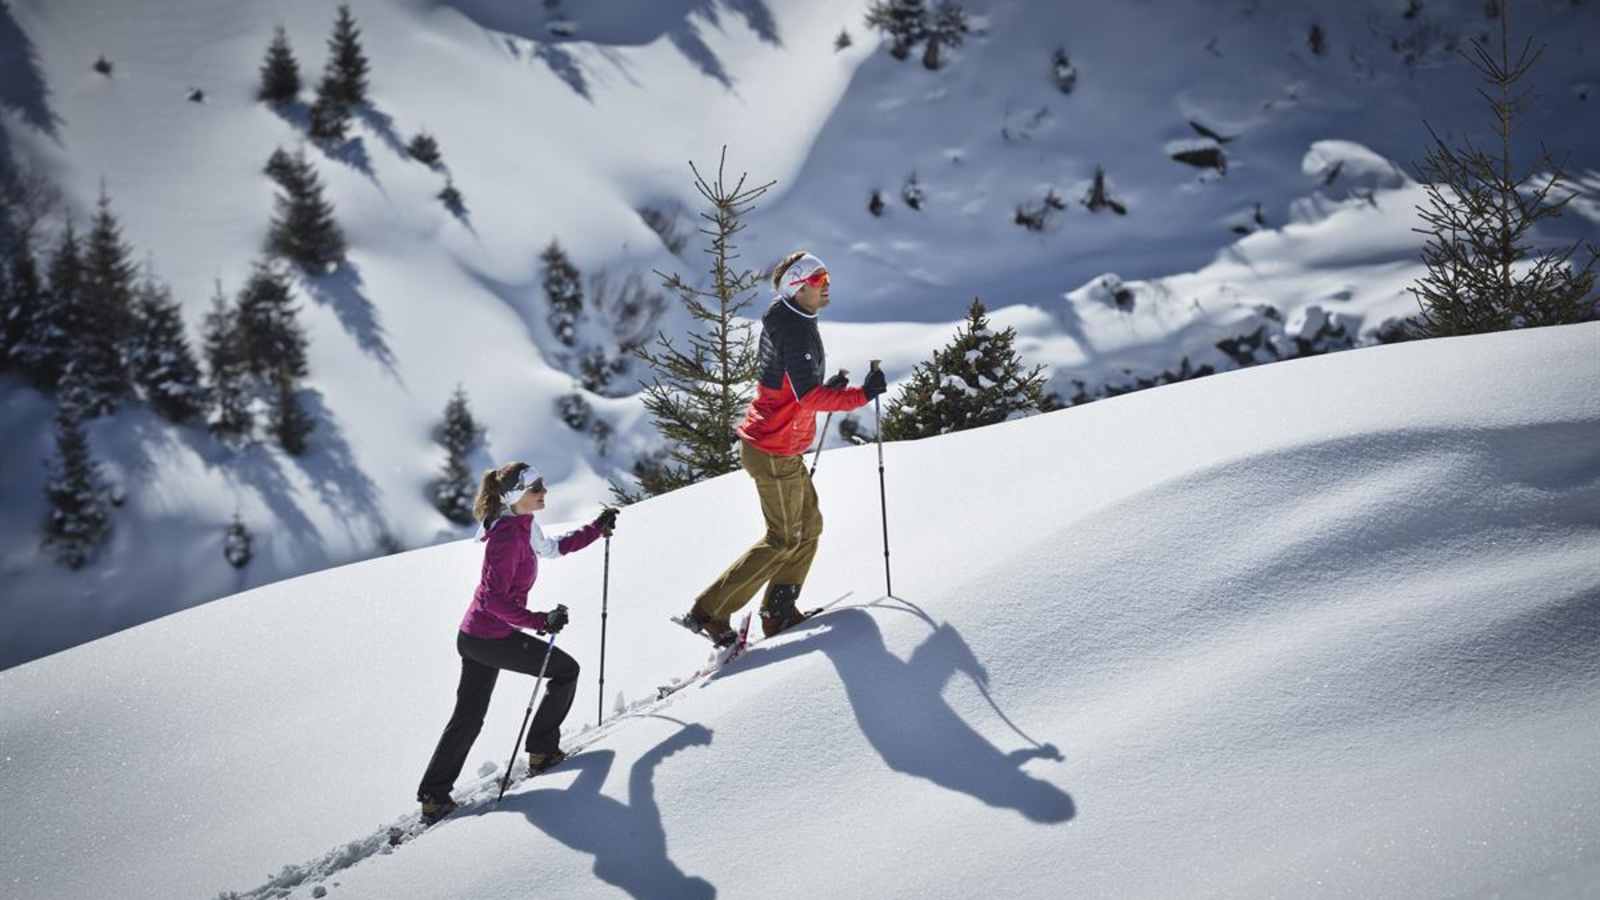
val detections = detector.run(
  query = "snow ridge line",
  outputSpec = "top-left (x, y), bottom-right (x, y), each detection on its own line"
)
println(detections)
top-left (214, 592), bottom-right (860, 900)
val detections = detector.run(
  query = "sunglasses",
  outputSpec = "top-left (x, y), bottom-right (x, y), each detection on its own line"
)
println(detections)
top-left (788, 269), bottom-right (830, 290)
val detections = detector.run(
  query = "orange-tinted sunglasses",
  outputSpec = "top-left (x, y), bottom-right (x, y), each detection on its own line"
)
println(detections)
top-left (788, 269), bottom-right (830, 290)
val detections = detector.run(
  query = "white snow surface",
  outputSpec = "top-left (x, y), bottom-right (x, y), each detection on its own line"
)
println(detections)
top-left (3, 323), bottom-right (1599, 899)
top-left (3, 0), bottom-right (1599, 668)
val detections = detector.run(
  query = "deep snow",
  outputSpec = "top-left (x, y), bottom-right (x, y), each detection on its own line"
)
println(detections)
top-left (2, 322), bottom-right (1597, 899)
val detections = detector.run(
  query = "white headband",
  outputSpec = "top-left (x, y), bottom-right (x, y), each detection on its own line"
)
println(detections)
top-left (498, 465), bottom-right (544, 509)
top-left (777, 253), bottom-right (828, 299)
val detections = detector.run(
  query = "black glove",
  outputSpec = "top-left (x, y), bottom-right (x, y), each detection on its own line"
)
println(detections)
top-left (862, 367), bottom-right (888, 400)
top-left (595, 507), bottom-right (619, 536)
top-left (540, 604), bottom-right (569, 635)
top-left (825, 370), bottom-right (850, 390)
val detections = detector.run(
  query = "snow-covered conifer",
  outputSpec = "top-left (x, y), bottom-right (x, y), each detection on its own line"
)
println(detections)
top-left (541, 240), bottom-right (583, 347)
top-left (324, 5), bottom-right (371, 108)
top-left (407, 131), bottom-right (443, 168)
top-left (223, 512), bottom-right (253, 568)
top-left (201, 282), bottom-right (254, 443)
top-left (266, 148), bottom-right (346, 273)
top-left (864, 0), bottom-right (927, 61)
top-left (922, 1), bottom-right (968, 70)
top-left (43, 383), bottom-right (111, 569)
top-left (432, 385), bottom-right (482, 524)
top-left (128, 272), bottom-right (206, 423)
top-left (881, 297), bottom-right (1048, 440)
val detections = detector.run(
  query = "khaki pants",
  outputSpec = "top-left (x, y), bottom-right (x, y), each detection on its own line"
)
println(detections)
top-left (695, 440), bottom-right (824, 622)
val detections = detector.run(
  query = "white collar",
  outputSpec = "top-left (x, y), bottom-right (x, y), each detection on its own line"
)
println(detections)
top-left (780, 296), bottom-right (817, 319)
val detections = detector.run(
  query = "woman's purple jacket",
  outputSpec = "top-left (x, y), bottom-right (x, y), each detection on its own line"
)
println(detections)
top-left (459, 513), bottom-right (603, 639)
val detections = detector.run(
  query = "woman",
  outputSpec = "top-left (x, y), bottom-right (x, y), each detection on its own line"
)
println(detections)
top-left (416, 461), bottom-right (618, 823)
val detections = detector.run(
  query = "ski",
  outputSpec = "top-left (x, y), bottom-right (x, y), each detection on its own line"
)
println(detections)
top-left (655, 611), bottom-right (752, 700)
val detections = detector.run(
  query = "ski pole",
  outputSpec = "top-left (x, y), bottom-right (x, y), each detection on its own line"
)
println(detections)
top-left (810, 369), bottom-right (849, 477)
top-left (870, 360), bottom-right (892, 599)
top-left (597, 531), bottom-right (611, 725)
top-left (497, 625), bottom-right (560, 803)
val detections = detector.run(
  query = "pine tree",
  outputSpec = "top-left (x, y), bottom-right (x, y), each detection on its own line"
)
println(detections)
top-left (307, 87), bottom-right (350, 144)
top-left (223, 512), bottom-right (253, 568)
top-left (1409, 10), bottom-right (1598, 335)
top-left (620, 149), bottom-right (772, 501)
top-left (235, 261), bottom-right (309, 380)
top-left (407, 131), bottom-right (443, 168)
top-left (325, 5), bottom-right (371, 108)
top-left (835, 28), bottom-right (853, 51)
top-left (432, 385), bottom-right (481, 524)
top-left (201, 282), bottom-right (254, 442)
top-left (541, 239), bottom-right (584, 347)
top-left (77, 189), bottom-right (139, 415)
top-left (42, 382), bottom-right (111, 569)
top-left (880, 297), bottom-right (1049, 440)
top-left (27, 221), bottom-right (89, 390)
top-left (922, 1), bottom-right (968, 70)
top-left (864, 0), bottom-right (927, 61)
top-left (257, 25), bottom-right (302, 103)
top-left (268, 370), bottom-right (314, 454)
top-left (266, 147), bottom-right (346, 273)
top-left (128, 272), bottom-right (207, 423)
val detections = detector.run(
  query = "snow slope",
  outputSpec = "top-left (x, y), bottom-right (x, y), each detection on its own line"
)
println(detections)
top-left (2, 0), bottom-right (1598, 671)
top-left (3, 322), bottom-right (1597, 899)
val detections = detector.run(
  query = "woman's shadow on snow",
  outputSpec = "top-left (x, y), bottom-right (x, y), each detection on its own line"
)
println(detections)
top-left (493, 717), bottom-right (717, 899)
top-left (736, 602), bottom-right (1076, 824)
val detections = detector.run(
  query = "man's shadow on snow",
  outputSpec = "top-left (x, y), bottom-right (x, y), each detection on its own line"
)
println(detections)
top-left (735, 601), bottom-right (1075, 824)
top-left (493, 718), bottom-right (716, 899)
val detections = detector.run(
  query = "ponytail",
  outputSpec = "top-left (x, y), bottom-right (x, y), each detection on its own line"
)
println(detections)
top-left (472, 461), bottom-right (530, 524)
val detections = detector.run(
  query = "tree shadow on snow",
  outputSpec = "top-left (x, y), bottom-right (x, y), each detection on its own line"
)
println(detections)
top-left (290, 388), bottom-right (384, 539)
top-left (301, 262), bottom-right (401, 380)
top-left (491, 717), bottom-right (717, 899)
top-left (734, 603), bottom-right (1076, 824)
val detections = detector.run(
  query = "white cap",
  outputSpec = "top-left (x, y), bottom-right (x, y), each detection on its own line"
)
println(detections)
top-left (498, 464), bottom-right (544, 510)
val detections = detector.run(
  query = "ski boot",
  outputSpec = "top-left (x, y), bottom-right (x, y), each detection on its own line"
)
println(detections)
top-left (419, 793), bottom-right (459, 825)
top-left (760, 584), bottom-right (810, 638)
top-left (528, 749), bottom-right (567, 776)
top-left (672, 605), bottom-right (738, 648)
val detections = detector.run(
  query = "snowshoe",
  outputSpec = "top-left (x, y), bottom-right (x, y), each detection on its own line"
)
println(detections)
top-left (671, 607), bottom-right (737, 648)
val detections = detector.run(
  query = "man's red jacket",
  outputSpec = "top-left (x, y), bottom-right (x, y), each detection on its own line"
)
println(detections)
top-left (737, 297), bottom-right (868, 457)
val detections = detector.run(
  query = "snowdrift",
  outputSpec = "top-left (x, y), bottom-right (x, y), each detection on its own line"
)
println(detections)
top-left (3, 323), bottom-right (1597, 899)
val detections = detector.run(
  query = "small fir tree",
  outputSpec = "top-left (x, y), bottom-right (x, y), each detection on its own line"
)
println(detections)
top-left (234, 261), bottom-right (309, 383)
top-left (223, 512), bottom-right (253, 568)
top-left (1051, 47), bottom-right (1078, 94)
top-left (922, 1), bottom-right (969, 70)
top-left (307, 88), bottom-right (350, 143)
top-left (42, 383), bottom-right (111, 569)
top-left (432, 385), bottom-right (482, 524)
top-left (407, 131), bottom-right (443, 168)
top-left (77, 189), bottom-right (140, 415)
top-left (437, 179), bottom-right (465, 217)
top-left (902, 171), bottom-right (925, 211)
top-left (201, 282), bottom-right (254, 442)
top-left (1082, 166), bottom-right (1128, 215)
top-left (324, 5), bottom-right (371, 108)
top-left (257, 26), bottom-right (302, 103)
top-left (541, 240), bottom-right (584, 347)
top-left (266, 147), bottom-right (347, 273)
top-left (619, 149), bottom-right (771, 501)
top-left (128, 272), bottom-right (207, 423)
top-left (1409, 10), bottom-right (1597, 335)
top-left (835, 28), bottom-right (853, 51)
top-left (92, 55), bottom-right (112, 76)
top-left (880, 297), bottom-right (1049, 440)
top-left (865, 0), bottom-right (928, 61)
top-left (27, 221), bottom-right (90, 390)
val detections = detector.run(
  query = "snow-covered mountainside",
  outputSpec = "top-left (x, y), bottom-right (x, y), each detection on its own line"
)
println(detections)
top-left (2, 0), bottom-right (1597, 669)
top-left (2, 323), bottom-right (1597, 899)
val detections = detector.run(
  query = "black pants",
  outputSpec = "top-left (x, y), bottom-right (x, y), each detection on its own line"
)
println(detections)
top-left (417, 630), bottom-right (580, 801)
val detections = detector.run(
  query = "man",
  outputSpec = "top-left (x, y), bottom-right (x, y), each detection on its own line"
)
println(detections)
top-left (679, 250), bottom-right (886, 643)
